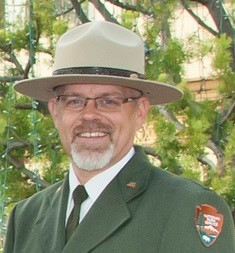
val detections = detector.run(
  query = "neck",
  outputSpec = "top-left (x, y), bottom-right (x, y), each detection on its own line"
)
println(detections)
top-left (72, 163), bottom-right (108, 185)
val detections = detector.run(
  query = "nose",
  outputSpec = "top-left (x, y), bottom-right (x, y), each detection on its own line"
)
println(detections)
top-left (80, 99), bottom-right (102, 120)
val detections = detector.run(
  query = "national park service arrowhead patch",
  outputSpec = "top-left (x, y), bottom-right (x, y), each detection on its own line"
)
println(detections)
top-left (195, 204), bottom-right (224, 247)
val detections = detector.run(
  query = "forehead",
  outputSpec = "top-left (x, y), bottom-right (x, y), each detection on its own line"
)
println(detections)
top-left (55, 84), bottom-right (141, 96)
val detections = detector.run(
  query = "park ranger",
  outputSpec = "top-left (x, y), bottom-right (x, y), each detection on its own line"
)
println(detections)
top-left (4, 20), bottom-right (235, 253)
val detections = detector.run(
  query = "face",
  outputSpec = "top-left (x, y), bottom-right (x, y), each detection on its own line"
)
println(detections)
top-left (48, 84), bottom-right (149, 172)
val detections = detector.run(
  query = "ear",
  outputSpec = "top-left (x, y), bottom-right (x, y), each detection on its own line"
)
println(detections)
top-left (135, 97), bottom-right (150, 131)
top-left (48, 98), bottom-right (59, 128)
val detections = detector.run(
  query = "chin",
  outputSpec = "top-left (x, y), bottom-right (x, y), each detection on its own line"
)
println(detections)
top-left (70, 143), bottom-right (115, 171)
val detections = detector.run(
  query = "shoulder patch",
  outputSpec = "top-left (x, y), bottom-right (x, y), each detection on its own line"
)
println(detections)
top-left (195, 204), bottom-right (224, 247)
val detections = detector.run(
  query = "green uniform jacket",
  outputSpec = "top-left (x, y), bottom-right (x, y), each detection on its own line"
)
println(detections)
top-left (4, 146), bottom-right (235, 253)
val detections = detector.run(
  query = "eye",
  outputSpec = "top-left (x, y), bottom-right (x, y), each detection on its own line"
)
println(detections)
top-left (101, 97), bottom-right (122, 106)
top-left (64, 96), bottom-right (84, 107)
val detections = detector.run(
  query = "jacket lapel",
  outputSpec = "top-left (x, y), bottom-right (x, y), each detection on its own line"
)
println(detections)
top-left (63, 146), bottom-right (151, 253)
top-left (35, 175), bottom-right (69, 253)
top-left (63, 176), bottom-right (130, 253)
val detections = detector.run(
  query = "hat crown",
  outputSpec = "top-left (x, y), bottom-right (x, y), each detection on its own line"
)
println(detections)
top-left (14, 20), bottom-right (182, 104)
top-left (53, 21), bottom-right (145, 75)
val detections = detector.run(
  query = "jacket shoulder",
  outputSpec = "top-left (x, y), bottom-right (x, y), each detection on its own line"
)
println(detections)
top-left (16, 179), bottom-right (65, 212)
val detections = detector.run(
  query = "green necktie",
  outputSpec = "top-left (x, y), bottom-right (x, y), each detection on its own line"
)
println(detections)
top-left (65, 185), bottom-right (88, 243)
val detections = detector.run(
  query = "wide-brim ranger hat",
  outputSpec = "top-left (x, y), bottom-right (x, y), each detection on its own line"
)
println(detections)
top-left (14, 20), bottom-right (183, 105)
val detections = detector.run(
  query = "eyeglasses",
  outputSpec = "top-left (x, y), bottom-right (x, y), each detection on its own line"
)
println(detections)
top-left (55, 94), bottom-right (142, 112)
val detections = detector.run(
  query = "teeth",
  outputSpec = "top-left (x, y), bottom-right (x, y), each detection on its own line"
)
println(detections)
top-left (79, 132), bottom-right (106, 137)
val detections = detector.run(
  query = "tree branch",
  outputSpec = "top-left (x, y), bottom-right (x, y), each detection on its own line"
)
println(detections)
top-left (197, 155), bottom-right (216, 169)
top-left (7, 154), bottom-right (51, 189)
top-left (157, 105), bottom-right (185, 131)
top-left (89, 0), bottom-right (119, 23)
top-left (207, 139), bottom-right (225, 175)
top-left (55, 7), bottom-right (74, 17)
top-left (105, 0), bottom-right (152, 16)
top-left (69, 0), bottom-right (90, 23)
top-left (188, 0), bottom-right (235, 70)
top-left (190, 0), bottom-right (234, 34)
top-left (14, 104), bottom-right (33, 110)
top-left (156, 105), bottom-right (226, 174)
top-left (3, 139), bottom-right (51, 189)
top-left (4, 141), bottom-right (31, 153)
top-left (14, 101), bottom-right (49, 115)
top-left (0, 76), bottom-right (23, 82)
top-left (219, 99), bottom-right (235, 125)
top-left (180, 0), bottom-right (219, 36)
top-left (0, 45), bottom-right (25, 75)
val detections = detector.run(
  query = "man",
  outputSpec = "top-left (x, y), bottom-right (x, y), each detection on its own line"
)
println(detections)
top-left (4, 21), bottom-right (235, 253)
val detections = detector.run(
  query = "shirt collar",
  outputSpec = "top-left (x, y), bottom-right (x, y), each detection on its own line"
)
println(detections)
top-left (68, 147), bottom-right (135, 203)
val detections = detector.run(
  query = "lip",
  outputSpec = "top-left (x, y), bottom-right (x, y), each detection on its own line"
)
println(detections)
top-left (72, 120), bottom-right (113, 142)
top-left (74, 131), bottom-right (111, 147)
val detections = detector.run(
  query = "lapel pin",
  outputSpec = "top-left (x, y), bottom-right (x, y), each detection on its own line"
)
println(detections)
top-left (126, 181), bottom-right (137, 188)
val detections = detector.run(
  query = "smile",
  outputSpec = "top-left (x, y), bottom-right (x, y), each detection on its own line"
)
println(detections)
top-left (78, 132), bottom-right (108, 138)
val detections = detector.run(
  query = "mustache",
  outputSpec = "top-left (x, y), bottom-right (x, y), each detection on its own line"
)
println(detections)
top-left (72, 120), bottom-right (113, 136)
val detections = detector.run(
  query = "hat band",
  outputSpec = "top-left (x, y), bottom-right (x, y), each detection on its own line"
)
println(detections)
top-left (53, 67), bottom-right (146, 79)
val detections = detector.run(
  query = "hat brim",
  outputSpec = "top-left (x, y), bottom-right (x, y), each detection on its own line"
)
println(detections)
top-left (14, 74), bottom-right (183, 105)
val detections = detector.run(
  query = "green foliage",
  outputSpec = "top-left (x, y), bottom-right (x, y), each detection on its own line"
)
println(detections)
top-left (52, 19), bottom-right (69, 37)
top-left (4, 168), bottom-right (36, 204)
top-left (121, 11), bottom-right (140, 31)
top-left (185, 34), bottom-right (214, 60)
top-left (0, 24), bottom-right (29, 51)
top-left (34, 0), bottom-right (68, 37)
top-left (160, 39), bottom-right (187, 83)
top-left (145, 38), bottom-right (186, 84)
top-left (153, 112), bottom-right (182, 174)
top-left (168, 82), bottom-right (193, 111)
top-left (224, 127), bottom-right (235, 165)
top-left (213, 34), bottom-right (232, 71)
top-left (0, 5), bottom-right (71, 237)
top-left (213, 34), bottom-right (235, 98)
top-left (209, 168), bottom-right (235, 208)
top-left (178, 153), bottom-right (202, 182)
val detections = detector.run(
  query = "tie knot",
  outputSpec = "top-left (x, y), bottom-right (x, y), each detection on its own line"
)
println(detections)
top-left (73, 185), bottom-right (88, 206)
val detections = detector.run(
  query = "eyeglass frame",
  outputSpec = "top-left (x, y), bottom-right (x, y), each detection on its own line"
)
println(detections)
top-left (54, 93), bottom-right (143, 112)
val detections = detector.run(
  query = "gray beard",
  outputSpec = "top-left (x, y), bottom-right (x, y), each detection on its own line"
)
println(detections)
top-left (71, 143), bottom-right (115, 171)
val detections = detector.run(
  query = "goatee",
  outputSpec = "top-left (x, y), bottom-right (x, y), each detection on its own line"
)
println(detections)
top-left (71, 143), bottom-right (115, 171)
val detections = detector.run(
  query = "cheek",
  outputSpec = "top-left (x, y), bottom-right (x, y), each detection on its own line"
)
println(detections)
top-left (55, 115), bottom-right (75, 150)
top-left (113, 113), bottom-right (137, 140)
